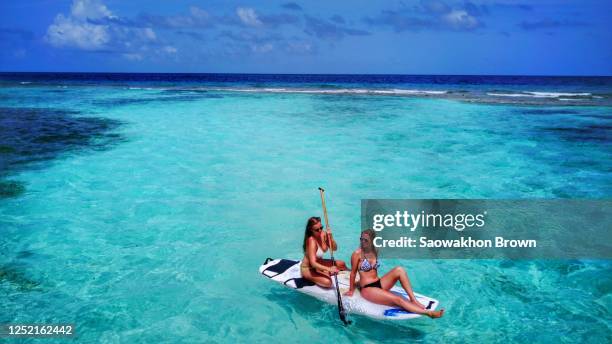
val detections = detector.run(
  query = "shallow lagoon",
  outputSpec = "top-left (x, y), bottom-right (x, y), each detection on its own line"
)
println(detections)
top-left (1, 75), bottom-right (610, 342)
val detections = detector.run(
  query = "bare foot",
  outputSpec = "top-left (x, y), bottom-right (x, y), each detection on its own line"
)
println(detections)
top-left (426, 309), bottom-right (444, 318)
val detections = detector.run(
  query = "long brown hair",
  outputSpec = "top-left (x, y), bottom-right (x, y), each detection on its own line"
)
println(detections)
top-left (303, 216), bottom-right (321, 252)
top-left (361, 229), bottom-right (378, 257)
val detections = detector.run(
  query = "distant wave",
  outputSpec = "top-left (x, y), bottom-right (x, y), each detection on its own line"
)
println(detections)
top-left (126, 87), bottom-right (155, 90)
top-left (152, 86), bottom-right (609, 105)
top-left (20, 81), bottom-right (32, 84)
top-left (213, 87), bottom-right (448, 96)
top-left (487, 91), bottom-right (593, 98)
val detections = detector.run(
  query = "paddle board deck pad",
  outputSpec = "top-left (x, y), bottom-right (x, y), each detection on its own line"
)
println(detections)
top-left (259, 258), bottom-right (439, 321)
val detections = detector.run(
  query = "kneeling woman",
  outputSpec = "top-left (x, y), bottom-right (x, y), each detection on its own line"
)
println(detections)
top-left (344, 229), bottom-right (444, 318)
top-left (301, 216), bottom-right (348, 288)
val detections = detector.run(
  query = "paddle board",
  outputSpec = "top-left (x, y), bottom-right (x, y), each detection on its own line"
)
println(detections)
top-left (259, 258), bottom-right (439, 321)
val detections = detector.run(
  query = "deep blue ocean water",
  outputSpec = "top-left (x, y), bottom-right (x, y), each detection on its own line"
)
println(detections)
top-left (1, 73), bottom-right (610, 342)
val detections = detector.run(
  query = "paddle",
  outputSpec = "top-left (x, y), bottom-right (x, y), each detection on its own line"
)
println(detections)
top-left (318, 187), bottom-right (351, 325)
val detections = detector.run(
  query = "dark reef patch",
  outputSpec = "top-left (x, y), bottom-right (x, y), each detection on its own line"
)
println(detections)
top-left (0, 263), bottom-right (40, 291)
top-left (0, 107), bottom-right (125, 198)
top-left (0, 180), bottom-right (26, 199)
top-left (543, 124), bottom-right (612, 143)
top-left (520, 109), bottom-right (580, 115)
top-left (583, 113), bottom-right (612, 121)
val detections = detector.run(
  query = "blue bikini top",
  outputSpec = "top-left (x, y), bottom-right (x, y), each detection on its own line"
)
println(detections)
top-left (359, 252), bottom-right (380, 272)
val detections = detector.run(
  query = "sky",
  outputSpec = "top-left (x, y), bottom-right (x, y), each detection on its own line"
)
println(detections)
top-left (0, 0), bottom-right (611, 75)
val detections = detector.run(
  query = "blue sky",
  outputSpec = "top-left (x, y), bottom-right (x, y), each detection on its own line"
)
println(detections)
top-left (1, 0), bottom-right (611, 75)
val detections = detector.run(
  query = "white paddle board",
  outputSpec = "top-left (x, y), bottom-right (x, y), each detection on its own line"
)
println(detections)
top-left (259, 258), bottom-right (439, 321)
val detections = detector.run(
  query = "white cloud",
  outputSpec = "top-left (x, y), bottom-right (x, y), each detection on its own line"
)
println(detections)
top-left (443, 10), bottom-right (479, 29)
top-left (158, 6), bottom-right (213, 28)
top-left (237, 7), bottom-right (262, 27)
top-left (143, 27), bottom-right (156, 40)
top-left (70, 0), bottom-right (112, 20)
top-left (163, 46), bottom-right (177, 54)
top-left (122, 53), bottom-right (143, 61)
top-left (190, 6), bottom-right (210, 20)
top-left (251, 43), bottom-right (273, 53)
top-left (46, 13), bottom-right (110, 50)
top-left (45, 0), bottom-right (160, 55)
top-left (286, 41), bottom-right (312, 54)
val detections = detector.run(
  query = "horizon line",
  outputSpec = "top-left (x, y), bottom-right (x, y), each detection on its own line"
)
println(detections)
top-left (1, 71), bottom-right (611, 78)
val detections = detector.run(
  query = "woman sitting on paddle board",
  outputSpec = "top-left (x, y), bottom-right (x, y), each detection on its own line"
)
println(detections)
top-left (344, 229), bottom-right (444, 318)
top-left (300, 216), bottom-right (347, 288)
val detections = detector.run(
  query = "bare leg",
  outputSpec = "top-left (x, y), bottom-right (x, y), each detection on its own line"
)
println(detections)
top-left (361, 287), bottom-right (444, 318)
top-left (335, 260), bottom-right (348, 271)
top-left (380, 266), bottom-right (426, 309)
top-left (301, 268), bottom-right (332, 288)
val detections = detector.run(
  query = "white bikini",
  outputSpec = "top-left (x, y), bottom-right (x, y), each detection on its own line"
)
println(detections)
top-left (301, 242), bottom-right (326, 271)
top-left (315, 245), bottom-right (325, 258)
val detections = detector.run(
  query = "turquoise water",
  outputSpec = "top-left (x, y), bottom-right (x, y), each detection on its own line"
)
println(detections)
top-left (1, 80), bottom-right (611, 342)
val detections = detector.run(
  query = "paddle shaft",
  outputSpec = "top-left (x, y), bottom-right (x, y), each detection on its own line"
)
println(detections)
top-left (318, 188), bottom-right (333, 257)
top-left (318, 187), bottom-right (350, 325)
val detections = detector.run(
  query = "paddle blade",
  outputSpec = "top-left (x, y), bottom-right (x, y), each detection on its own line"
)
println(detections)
top-left (339, 309), bottom-right (351, 325)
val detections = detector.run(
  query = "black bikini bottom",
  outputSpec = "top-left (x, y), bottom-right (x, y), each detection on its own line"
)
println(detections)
top-left (362, 279), bottom-right (382, 289)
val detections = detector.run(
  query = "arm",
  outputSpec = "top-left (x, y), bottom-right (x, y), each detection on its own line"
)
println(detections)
top-left (320, 232), bottom-right (329, 252)
top-left (307, 237), bottom-right (336, 273)
top-left (325, 229), bottom-right (338, 252)
top-left (345, 251), bottom-right (360, 296)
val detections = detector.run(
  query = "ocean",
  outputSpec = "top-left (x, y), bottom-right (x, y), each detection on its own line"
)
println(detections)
top-left (1, 73), bottom-right (610, 342)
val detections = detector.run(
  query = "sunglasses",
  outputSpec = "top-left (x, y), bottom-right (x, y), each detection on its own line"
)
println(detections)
top-left (360, 237), bottom-right (369, 242)
top-left (313, 227), bottom-right (324, 232)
